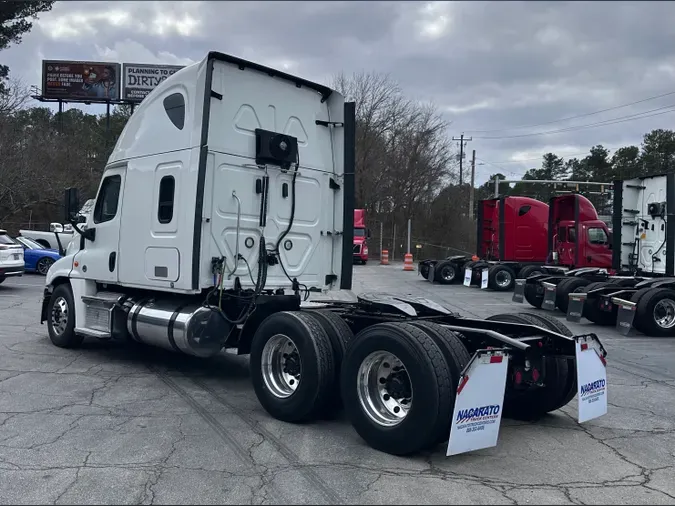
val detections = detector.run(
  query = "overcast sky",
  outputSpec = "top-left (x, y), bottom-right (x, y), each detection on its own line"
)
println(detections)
top-left (5, 0), bottom-right (675, 185)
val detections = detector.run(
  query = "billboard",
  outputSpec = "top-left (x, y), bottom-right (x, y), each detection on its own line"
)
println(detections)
top-left (122, 63), bottom-right (185, 103)
top-left (42, 60), bottom-right (121, 102)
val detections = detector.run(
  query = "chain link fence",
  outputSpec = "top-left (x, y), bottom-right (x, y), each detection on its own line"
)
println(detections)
top-left (366, 216), bottom-right (476, 262)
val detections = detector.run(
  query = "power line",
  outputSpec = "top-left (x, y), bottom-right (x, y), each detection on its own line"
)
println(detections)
top-left (472, 104), bottom-right (675, 140)
top-left (480, 145), bottom-right (627, 164)
top-left (464, 90), bottom-right (675, 133)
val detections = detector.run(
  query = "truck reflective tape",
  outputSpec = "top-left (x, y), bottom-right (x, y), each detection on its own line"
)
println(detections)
top-left (575, 338), bottom-right (608, 423)
top-left (447, 353), bottom-right (509, 456)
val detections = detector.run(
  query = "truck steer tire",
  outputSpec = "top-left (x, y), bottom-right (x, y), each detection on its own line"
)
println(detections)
top-left (340, 322), bottom-right (452, 455)
top-left (47, 283), bottom-right (84, 349)
top-left (518, 265), bottom-right (543, 279)
top-left (303, 309), bottom-right (355, 417)
top-left (524, 281), bottom-right (544, 308)
top-left (634, 288), bottom-right (675, 337)
top-left (407, 321), bottom-right (471, 444)
top-left (485, 313), bottom-right (575, 419)
top-left (434, 261), bottom-right (458, 284)
top-left (488, 264), bottom-right (516, 291)
top-left (250, 311), bottom-right (335, 423)
top-left (582, 282), bottom-right (618, 326)
top-left (555, 277), bottom-right (591, 314)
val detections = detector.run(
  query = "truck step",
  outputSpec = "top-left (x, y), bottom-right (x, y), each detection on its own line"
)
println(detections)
top-left (80, 292), bottom-right (125, 339)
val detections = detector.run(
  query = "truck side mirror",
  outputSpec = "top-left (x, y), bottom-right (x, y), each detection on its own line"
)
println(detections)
top-left (367, 228), bottom-right (371, 238)
top-left (64, 188), bottom-right (80, 223)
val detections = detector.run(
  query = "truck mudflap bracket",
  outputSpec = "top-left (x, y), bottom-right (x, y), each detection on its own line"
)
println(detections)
top-left (447, 348), bottom-right (510, 456)
top-left (426, 262), bottom-right (436, 282)
top-left (574, 334), bottom-right (608, 423)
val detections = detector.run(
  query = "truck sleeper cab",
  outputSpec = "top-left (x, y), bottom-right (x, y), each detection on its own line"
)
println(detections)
top-left (40, 51), bottom-right (608, 457)
top-left (556, 174), bottom-right (675, 337)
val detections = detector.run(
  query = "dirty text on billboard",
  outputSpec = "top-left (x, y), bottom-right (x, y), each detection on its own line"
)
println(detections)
top-left (42, 60), bottom-right (121, 102)
top-left (122, 63), bottom-right (185, 103)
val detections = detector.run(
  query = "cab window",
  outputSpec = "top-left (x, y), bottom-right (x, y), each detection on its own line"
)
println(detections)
top-left (568, 226), bottom-right (576, 242)
top-left (93, 175), bottom-right (122, 224)
top-left (588, 227), bottom-right (608, 245)
top-left (518, 205), bottom-right (531, 216)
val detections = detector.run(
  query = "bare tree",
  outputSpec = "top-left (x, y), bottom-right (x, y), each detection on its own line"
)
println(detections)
top-left (0, 77), bottom-right (30, 115)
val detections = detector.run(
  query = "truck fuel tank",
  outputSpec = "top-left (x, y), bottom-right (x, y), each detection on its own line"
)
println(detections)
top-left (127, 299), bottom-right (229, 358)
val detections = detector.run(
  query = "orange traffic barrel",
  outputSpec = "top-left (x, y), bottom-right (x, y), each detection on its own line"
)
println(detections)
top-left (403, 253), bottom-right (414, 271)
top-left (381, 250), bottom-right (389, 265)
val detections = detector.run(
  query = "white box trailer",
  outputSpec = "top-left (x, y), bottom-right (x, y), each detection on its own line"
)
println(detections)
top-left (38, 51), bottom-right (608, 456)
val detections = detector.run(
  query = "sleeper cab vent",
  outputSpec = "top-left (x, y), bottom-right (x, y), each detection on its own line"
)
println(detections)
top-left (163, 93), bottom-right (185, 130)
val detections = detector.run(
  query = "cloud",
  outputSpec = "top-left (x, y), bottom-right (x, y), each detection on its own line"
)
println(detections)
top-left (3, 0), bottom-right (675, 183)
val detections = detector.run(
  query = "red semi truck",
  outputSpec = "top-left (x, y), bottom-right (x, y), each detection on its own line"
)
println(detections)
top-left (420, 193), bottom-right (614, 292)
top-left (353, 209), bottom-right (370, 264)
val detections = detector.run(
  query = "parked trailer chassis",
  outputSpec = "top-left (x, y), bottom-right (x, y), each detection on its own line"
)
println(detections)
top-left (41, 285), bottom-right (608, 457)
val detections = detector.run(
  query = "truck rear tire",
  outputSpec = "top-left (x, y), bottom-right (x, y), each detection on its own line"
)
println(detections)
top-left (485, 313), bottom-right (576, 419)
top-left (303, 309), bottom-right (354, 417)
top-left (581, 282), bottom-right (618, 326)
top-left (249, 311), bottom-right (335, 423)
top-left (434, 261), bottom-right (458, 284)
top-left (555, 277), bottom-right (591, 314)
top-left (47, 283), bottom-right (84, 349)
top-left (518, 265), bottom-right (543, 279)
top-left (340, 322), bottom-right (452, 455)
top-left (524, 281), bottom-right (544, 308)
top-left (407, 321), bottom-right (471, 444)
top-left (634, 287), bottom-right (675, 337)
top-left (488, 264), bottom-right (516, 291)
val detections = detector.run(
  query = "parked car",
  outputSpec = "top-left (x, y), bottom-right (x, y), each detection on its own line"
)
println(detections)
top-left (0, 229), bottom-right (24, 284)
top-left (14, 236), bottom-right (62, 275)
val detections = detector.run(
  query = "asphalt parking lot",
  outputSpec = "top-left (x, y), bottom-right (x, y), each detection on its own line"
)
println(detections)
top-left (1, 265), bottom-right (674, 505)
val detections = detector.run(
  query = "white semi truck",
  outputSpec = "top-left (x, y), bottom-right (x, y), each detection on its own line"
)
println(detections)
top-left (40, 51), bottom-right (608, 457)
top-left (560, 173), bottom-right (675, 337)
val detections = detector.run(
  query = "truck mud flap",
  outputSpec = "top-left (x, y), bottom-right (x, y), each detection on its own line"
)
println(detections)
top-left (427, 263), bottom-right (435, 283)
top-left (611, 297), bottom-right (637, 336)
top-left (512, 279), bottom-right (525, 303)
top-left (566, 292), bottom-right (587, 323)
top-left (463, 267), bottom-right (488, 289)
top-left (447, 349), bottom-right (509, 456)
top-left (575, 335), bottom-right (608, 423)
top-left (541, 282), bottom-right (557, 311)
top-left (480, 268), bottom-right (488, 289)
top-left (463, 267), bottom-right (472, 287)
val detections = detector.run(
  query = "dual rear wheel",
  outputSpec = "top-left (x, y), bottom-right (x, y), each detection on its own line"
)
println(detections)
top-left (249, 309), bottom-right (578, 455)
top-left (249, 311), bottom-right (471, 455)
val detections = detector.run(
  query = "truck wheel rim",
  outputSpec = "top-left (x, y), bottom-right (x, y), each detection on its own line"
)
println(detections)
top-left (261, 334), bottom-right (301, 398)
top-left (51, 297), bottom-right (69, 336)
top-left (357, 351), bottom-right (412, 427)
top-left (38, 259), bottom-right (53, 275)
top-left (441, 266), bottom-right (455, 281)
top-left (495, 271), bottom-right (512, 288)
top-left (653, 299), bottom-right (675, 329)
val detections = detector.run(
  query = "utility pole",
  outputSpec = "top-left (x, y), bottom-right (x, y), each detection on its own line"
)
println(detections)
top-left (469, 149), bottom-right (476, 219)
top-left (452, 134), bottom-right (472, 185)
